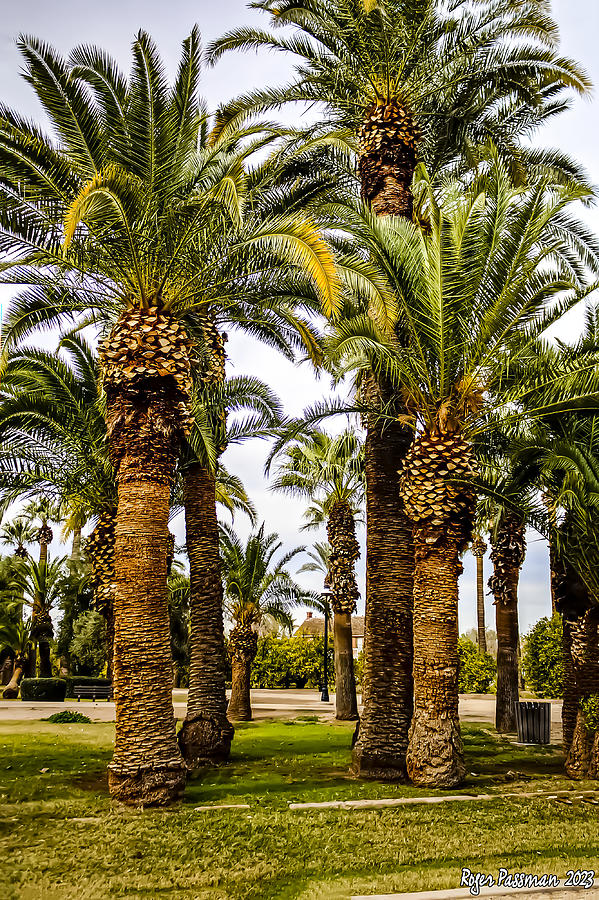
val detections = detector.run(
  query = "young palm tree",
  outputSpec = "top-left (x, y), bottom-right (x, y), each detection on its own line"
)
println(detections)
top-left (271, 429), bottom-right (363, 719)
top-left (0, 31), bottom-right (340, 804)
top-left (0, 520), bottom-right (36, 560)
top-left (208, 0), bottom-right (592, 779)
top-left (220, 523), bottom-right (312, 720)
top-left (0, 606), bottom-right (32, 699)
top-left (329, 161), bottom-right (599, 785)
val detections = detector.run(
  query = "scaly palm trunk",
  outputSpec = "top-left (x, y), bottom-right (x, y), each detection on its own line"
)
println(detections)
top-left (32, 524), bottom-right (53, 677)
top-left (228, 625), bottom-right (257, 721)
top-left (179, 462), bottom-right (234, 766)
top-left (402, 431), bottom-right (475, 787)
top-left (327, 500), bottom-right (359, 721)
top-left (352, 103), bottom-right (417, 776)
top-left (471, 538), bottom-right (487, 653)
top-left (565, 606), bottom-right (599, 779)
top-left (489, 513), bottom-right (525, 733)
top-left (2, 652), bottom-right (26, 699)
top-left (87, 509), bottom-right (116, 682)
top-left (352, 382), bottom-right (414, 778)
top-left (554, 559), bottom-right (590, 754)
top-left (102, 309), bottom-right (193, 806)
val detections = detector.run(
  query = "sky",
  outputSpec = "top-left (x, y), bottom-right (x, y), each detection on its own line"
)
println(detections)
top-left (1, 0), bottom-right (598, 635)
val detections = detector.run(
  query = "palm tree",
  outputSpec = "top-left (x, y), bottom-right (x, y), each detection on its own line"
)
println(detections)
top-left (329, 161), bottom-right (599, 786)
top-left (178, 375), bottom-right (281, 767)
top-left (470, 537), bottom-right (487, 654)
top-left (0, 605), bottom-right (33, 699)
top-left (4, 555), bottom-right (65, 679)
top-left (0, 520), bottom-right (36, 559)
top-left (0, 31), bottom-right (340, 805)
top-left (220, 523), bottom-right (312, 720)
top-left (208, 0), bottom-right (592, 779)
top-left (271, 429), bottom-right (363, 719)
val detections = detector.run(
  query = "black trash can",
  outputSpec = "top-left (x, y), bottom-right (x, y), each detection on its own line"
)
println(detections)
top-left (515, 701), bottom-right (551, 744)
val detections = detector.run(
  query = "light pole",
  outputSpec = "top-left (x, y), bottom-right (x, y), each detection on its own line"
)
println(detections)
top-left (321, 584), bottom-right (332, 702)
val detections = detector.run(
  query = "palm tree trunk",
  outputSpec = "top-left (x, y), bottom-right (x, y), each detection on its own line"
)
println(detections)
top-left (352, 102), bottom-right (418, 773)
top-left (477, 557), bottom-right (487, 653)
top-left (471, 539), bottom-right (487, 653)
top-left (87, 509), bottom-right (116, 685)
top-left (333, 612), bottom-right (358, 720)
top-left (352, 380), bottom-right (414, 779)
top-left (565, 607), bottom-right (599, 779)
top-left (228, 627), bottom-right (257, 722)
top-left (562, 617), bottom-right (580, 754)
top-left (489, 513), bottom-right (525, 733)
top-left (38, 639), bottom-right (52, 678)
top-left (401, 431), bottom-right (475, 787)
top-left (2, 655), bottom-right (25, 699)
top-left (327, 500), bottom-right (359, 721)
top-left (406, 538), bottom-right (465, 787)
top-left (102, 310), bottom-right (192, 806)
top-left (179, 462), bottom-right (234, 766)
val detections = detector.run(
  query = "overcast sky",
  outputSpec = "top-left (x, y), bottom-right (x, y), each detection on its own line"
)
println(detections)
top-left (1, 0), bottom-right (597, 635)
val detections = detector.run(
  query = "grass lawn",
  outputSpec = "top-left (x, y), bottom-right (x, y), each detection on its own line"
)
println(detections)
top-left (0, 717), bottom-right (597, 899)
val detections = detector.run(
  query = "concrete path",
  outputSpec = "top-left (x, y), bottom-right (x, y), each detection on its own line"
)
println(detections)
top-left (0, 690), bottom-right (564, 727)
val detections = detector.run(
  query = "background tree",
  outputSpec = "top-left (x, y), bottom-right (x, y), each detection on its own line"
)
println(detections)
top-left (220, 523), bottom-right (314, 720)
top-left (271, 428), bottom-right (363, 719)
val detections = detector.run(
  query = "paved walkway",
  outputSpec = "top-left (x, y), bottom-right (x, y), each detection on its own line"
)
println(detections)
top-left (0, 690), bottom-right (564, 726)
top-left (353, 888), bottom-right (597, 899)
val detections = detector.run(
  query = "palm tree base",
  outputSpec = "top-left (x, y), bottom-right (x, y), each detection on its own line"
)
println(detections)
top-left (565, 709), bottom-right (599, 780)
top-left (178, 713), bottom-right (234, 767)
top-left (107, 761), bottom-right (187, 806)
top-left (350, 746), bottom-right (408, 782)
top-left (406, 712), bottom-right (465, 788)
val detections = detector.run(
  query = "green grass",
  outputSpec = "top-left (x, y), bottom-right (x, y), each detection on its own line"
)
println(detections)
top-left (0, 718), bottom-right (598, 899)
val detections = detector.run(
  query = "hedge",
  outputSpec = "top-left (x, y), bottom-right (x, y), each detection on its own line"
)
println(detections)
top-left (458, 637), bottom-right (496, 693)
top-left (63, 676), bottom-right (111, 698)
top-left (20, 678), bottom-right (67, 702)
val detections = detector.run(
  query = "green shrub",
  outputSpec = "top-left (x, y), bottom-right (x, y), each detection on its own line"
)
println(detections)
top-left (458, 637), bottom-right (496, 693)
top-left (522, 615), bottom-right (563, 698)
top-left (580, 694), bottom-right (599, 733)
top-left (63, 676), bottom-right (111, 698)
top-left (45, 710), bottom-right (91, 724)
top-left (250, 634), bottom-right (334, 689)
top-left (69, 610), bottom-right (107, 676)
top-left (20, 678), bottom-right (67, 702)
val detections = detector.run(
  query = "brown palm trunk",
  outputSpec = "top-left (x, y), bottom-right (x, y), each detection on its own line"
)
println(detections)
top-left (2, 655), bottom-right (25, 699)
top-left (352, 103), bottom-right (418, 776)
top-left (179, 462), bottom-right (233, 766)
top-left (87, 508), bottom-right (116, 684)
top-left (565, 607), bottom-right (599, 779)
top-left (38, 639), bottom-right (52, 678)
top-left (471, 539), bottom-right (487, 653)
top-left (562, 617), bottom-right (580, 754)
top-left (102, 310), bottom-right (192, 806)
top-left (401, 431), bottom-right (475, 787)
top-left (228, 626), bottom-right (257, 722)
top-left (489, 514), bottom-right (525, 733)
top-left (327, 501), bottom-right (359, 721)
top-left (352, 381), bottom-right (413, 778)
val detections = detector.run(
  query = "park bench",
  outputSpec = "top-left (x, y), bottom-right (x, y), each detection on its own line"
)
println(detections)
top-left (74, 684), bottom-right (112, 702)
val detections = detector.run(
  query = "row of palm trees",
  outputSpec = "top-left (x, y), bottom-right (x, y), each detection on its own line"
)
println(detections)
top-left (1, 0), bottom-right (599, 802)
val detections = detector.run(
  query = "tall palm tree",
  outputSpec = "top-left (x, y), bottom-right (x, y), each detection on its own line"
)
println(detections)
top-left (470, 536), bottom-right (487, 654)
top-left (178, 375), bottom-right (281, 767)
top-left (329, 162), bottom-right (599, 786)
top-left (271, 429), bottom-right (363, 719)
top-left (220, 523), bottom-right (312, 720)
top-left (208, 0), bottom-right (592, 779)
top-left (0, 31), bottom-right (340, 805)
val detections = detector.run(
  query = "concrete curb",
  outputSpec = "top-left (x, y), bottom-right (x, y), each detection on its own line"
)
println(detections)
top-left (352, 885), bottom-right (592, 899)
